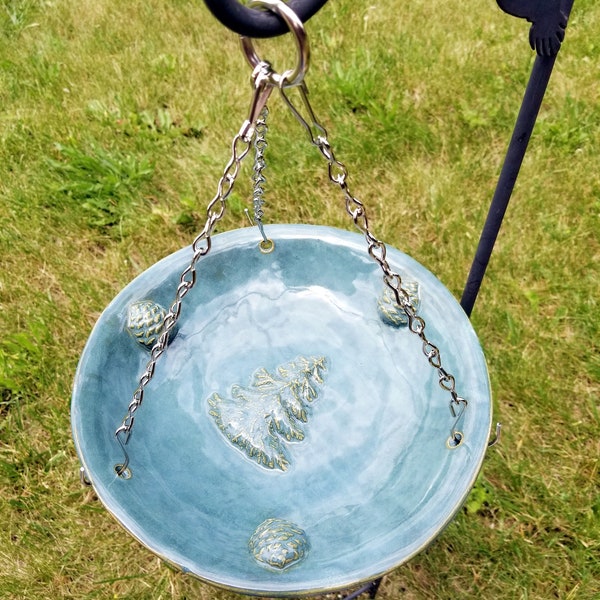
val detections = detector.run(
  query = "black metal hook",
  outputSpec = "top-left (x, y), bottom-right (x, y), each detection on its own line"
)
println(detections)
top-left (203, 0), bottom-right (329, 38)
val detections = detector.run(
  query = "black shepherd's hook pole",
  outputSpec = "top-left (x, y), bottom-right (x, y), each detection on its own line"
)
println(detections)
top-left (203, 0), bottom-right (329, 37)
top-left (460, 0), bottom-right (576, 317)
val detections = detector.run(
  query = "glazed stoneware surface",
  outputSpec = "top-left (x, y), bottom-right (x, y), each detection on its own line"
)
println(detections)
top-left (71, 225), bottom-right (492, 596)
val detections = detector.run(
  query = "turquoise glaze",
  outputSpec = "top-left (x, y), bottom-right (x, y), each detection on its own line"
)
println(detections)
top-left (71, 225), bottom-right (492, 597)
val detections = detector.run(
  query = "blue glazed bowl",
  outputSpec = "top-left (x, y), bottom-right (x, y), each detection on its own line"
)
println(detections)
top-left (71, 225), bottom-right (491, 597)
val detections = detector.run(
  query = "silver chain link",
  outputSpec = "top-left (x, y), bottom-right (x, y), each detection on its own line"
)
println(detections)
top-left (280, 82), bottom-right (468, 445)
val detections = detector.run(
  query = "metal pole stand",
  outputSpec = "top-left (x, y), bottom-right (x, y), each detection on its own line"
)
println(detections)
top-left (461, 0), bottom-right (575, 315)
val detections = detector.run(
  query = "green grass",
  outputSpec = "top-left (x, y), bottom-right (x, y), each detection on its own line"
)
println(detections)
top-left (1, 0), bottom-right (599, 598)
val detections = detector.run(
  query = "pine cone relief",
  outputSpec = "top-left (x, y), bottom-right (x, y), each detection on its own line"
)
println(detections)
top-left (208, 356), bottom-right (328, 470)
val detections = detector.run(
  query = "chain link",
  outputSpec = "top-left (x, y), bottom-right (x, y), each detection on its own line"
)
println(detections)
top-left (280, 82), bottom-right (468, 445)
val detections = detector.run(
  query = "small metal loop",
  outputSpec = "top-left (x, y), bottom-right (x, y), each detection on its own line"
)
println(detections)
top-left (408, 314), bottom-right (426, 335)
top-left (428, 352), bottom-right (442, 369)
top-left (192, 235), bottom-right (211, 258)
top-left (139, 372), bottom-right (153, 389)
top-left (438, 367), bottom-right (456, 392)
top-left (231, 134), bottom-right (254, 164)
top-left (319, 139), bottom-right (335, 162)
top-left (383, 272), bottom-right (401, 291)
top-left (162, 313), bottom-right (178, 333)
top-left (131, 388), bottom-right (143, 405)
top-left (169, 299), bottom-right (183, 321)
top-left (125, 398), bottom-right (140, 416)
top-left (115, 422), bottom-right (133, 442)
top-left (386, 282), bottom-right (412, 311)
top-left (180, 265), bottom-right (196, 287)
top-left (240, 0), bottom-right (310, 88)
top-left (450, 396), bottom-right (468, 419)
top-left (145, 360), bottom-right (157, 379)
top-left (368, 239), bottom-right (387, 263)
top-left (488, 422), bottom-right (502, 447)
top-left (176, 281), bottom-right (193, 302)
top-left (345, 197), bottom-right (365, 221)
top-left (328, 159), bottom-right (348, 185)
top-left (149, 344), bottom-right (166, 362)
top-left (217, 174), bottom-right (237, 204)
top-left (423, 341), bottom-right (442, 368)
top-left (79, 466), bottom-right (92, 487)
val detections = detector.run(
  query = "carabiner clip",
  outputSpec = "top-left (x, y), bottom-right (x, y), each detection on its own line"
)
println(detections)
top-left (240, 0), bottom-right (309, 88)
top-left (240, 62), bottom-right (276, 141)
top-left (238, 0), bottom-right (310, 141)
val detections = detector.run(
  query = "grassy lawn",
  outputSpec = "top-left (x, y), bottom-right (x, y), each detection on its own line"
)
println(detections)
top-left (1, 0), bottom-right (599, 598)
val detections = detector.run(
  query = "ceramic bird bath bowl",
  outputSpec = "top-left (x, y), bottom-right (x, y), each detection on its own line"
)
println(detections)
top-left (71, 224), bottom-right (492, 597)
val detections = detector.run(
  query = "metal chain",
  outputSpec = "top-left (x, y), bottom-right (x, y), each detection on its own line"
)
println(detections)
top-left (279, 82), bottom-right (468, 445)
top-left (114, 131), bottom-right (253, 478)
top-left (245, 106), bottom-right (274, 252)
top-left (252, 106), bottom-right (269, 224)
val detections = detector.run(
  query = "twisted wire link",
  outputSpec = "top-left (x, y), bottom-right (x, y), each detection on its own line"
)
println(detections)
top-left (114, 133), bottom-right (252, 478)
top-left (280, 83), bottom-right (468, 444)
top-left (251, 107), bottom-right (269, 233)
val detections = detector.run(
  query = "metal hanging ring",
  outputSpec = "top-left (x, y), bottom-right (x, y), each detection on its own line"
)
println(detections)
top-left (240, 0), bottom-right (310, 88)
top-left (203, 0), bottom-right (328, 38)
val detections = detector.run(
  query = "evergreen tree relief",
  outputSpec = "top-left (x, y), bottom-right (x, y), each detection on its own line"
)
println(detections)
top-left (207, 356), bottom-right (328, 471)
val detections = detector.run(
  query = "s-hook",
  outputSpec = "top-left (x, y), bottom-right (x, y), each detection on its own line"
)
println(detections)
top-left (203, 0), bottom-right (329, 38)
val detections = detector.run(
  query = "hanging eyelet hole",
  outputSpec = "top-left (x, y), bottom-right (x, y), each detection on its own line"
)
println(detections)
top-left (446, 431), bottom-right (464, 449)
top-left (259, 239), bottom-right (275, 254)
top-left (115, 464), bottom-right (133, 479)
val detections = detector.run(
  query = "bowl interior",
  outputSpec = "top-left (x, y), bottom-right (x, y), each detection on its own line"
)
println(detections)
top-left (71, 225), bottom-right (491, 597)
